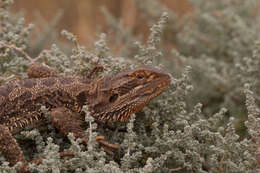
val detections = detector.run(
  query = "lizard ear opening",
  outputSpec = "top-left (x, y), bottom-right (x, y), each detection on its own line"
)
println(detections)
top-left (109, 93), bottom-right (118, 103)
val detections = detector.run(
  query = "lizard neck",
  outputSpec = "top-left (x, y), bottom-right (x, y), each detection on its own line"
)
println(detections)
top-left (75, 77), bottom-right (101, 108)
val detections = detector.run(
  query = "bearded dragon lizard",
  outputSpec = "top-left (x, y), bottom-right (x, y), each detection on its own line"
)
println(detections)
top-left (0, 63), bottom-right (171, 172)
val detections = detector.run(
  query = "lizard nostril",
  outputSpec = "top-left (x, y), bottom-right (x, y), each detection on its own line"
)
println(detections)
top-left (109, 94), bottom-right (118, 103)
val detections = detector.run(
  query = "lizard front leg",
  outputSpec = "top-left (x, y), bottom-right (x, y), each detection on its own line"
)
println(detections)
top-left (50, 107), bottom-right (119, 153)
top-left (50, 107), bottom-right (86, 140)
top-left (0, 125), bottom-right (27, 168)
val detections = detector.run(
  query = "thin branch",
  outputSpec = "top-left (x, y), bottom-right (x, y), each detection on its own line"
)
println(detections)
top-left (0, 41), bottom-right (35, 63)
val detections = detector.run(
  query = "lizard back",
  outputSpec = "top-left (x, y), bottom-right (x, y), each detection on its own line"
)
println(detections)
top-left (0, 76), bottom-right (91, 133)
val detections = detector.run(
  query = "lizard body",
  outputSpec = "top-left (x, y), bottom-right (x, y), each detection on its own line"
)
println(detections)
top-left (0, 64), bottom-right (171, 172)
top-left (0, 76), bottom-right (91, 134)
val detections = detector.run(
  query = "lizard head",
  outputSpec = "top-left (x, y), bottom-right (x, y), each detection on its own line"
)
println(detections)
top-left (89, 67), bottom-right (171, 122)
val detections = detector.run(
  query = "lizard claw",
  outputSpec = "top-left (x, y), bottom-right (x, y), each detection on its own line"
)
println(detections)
top-left (80, 136), bottom-right (119, 155)
top-left (96, 135), bottom-right (119, 155)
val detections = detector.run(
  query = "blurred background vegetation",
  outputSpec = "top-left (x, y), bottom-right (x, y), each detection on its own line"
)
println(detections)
top-left (10, 0), bottom-right (192, 59)
top-left (11, 0), bottom-right (191, 45)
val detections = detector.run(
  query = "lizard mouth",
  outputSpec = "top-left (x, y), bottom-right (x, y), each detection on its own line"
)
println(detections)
top-left (131, 73), bottom-right (171, 110)
top-left (138, 72), bottom-right (171, 97)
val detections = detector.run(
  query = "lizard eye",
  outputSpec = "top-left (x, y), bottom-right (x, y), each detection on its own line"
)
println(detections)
top-left (137, 74), bottom-right (144, 79)
top-left (109, 93), bottom-right (118, 103)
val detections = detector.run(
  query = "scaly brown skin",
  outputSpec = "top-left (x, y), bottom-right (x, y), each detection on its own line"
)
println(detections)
top-left (0, 64), bottom-right (171, 172)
